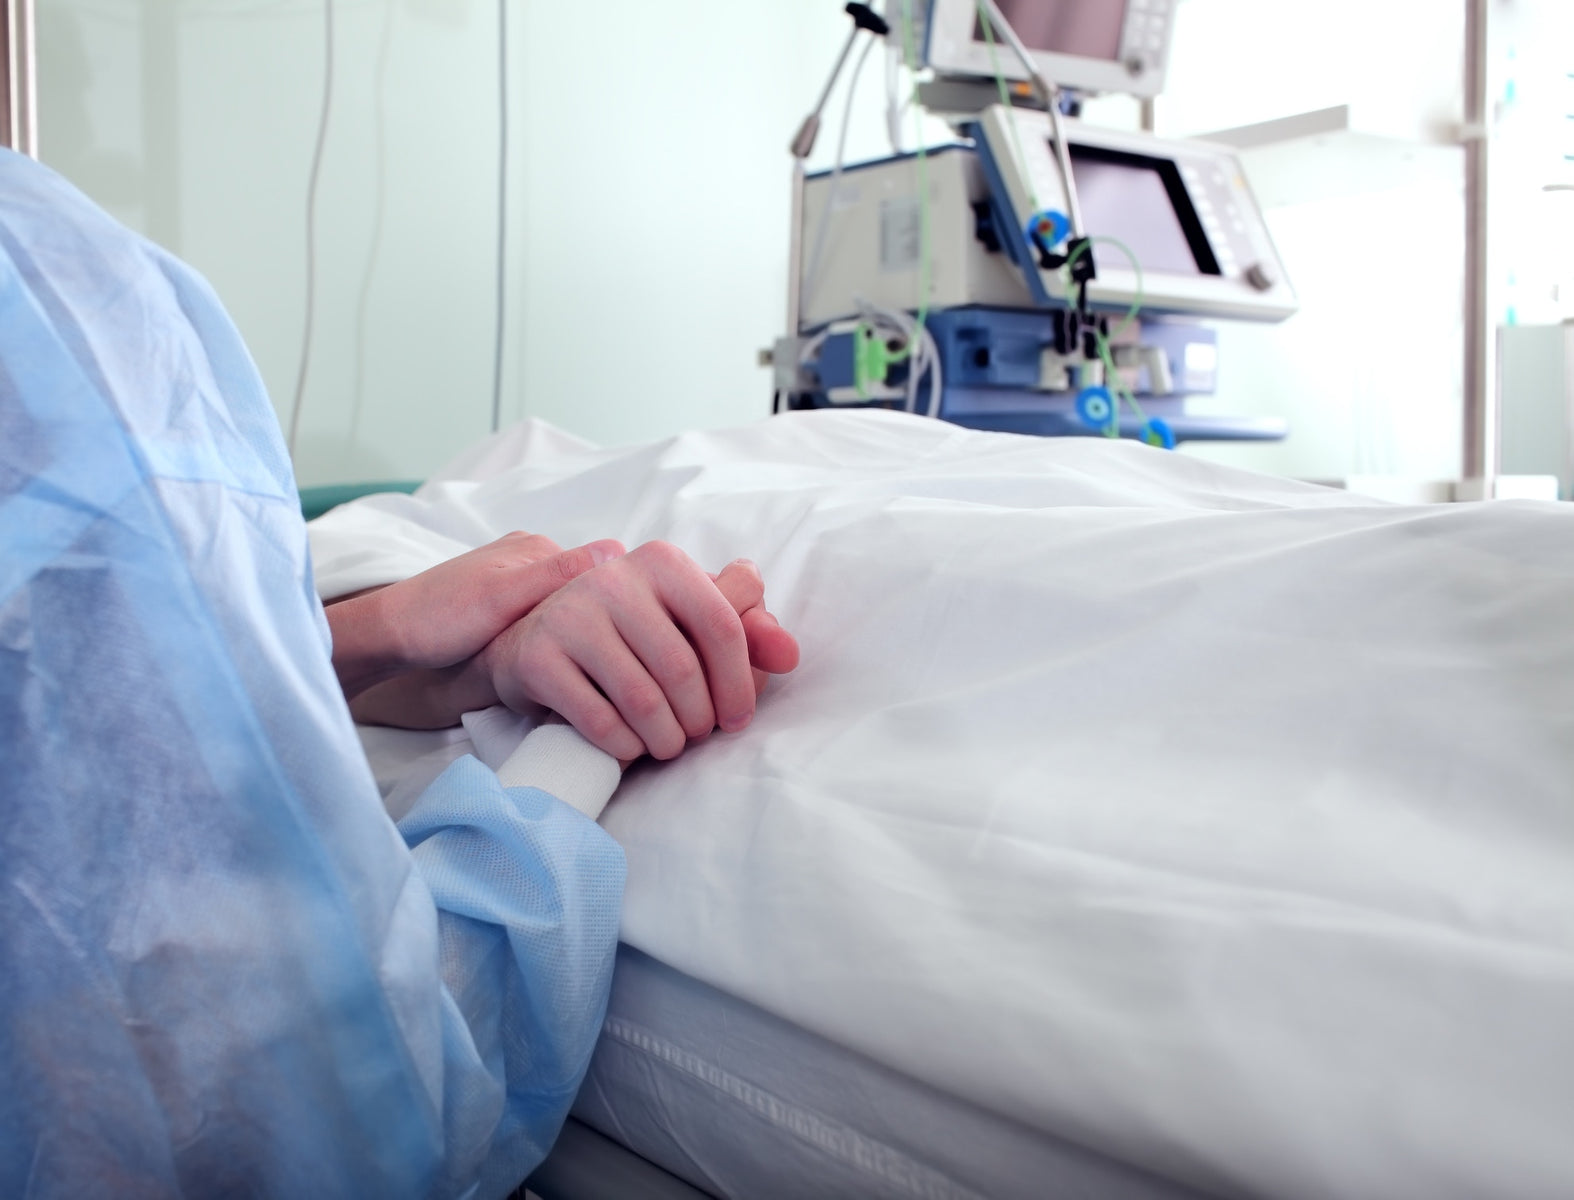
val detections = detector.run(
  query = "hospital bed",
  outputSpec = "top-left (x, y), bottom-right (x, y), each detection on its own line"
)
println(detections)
top-left (314, 409), bottom-right (1574, 1200)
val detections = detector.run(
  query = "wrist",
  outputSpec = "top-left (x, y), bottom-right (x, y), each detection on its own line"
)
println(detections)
top-left (326, 584), bottom-right (410, 700)
top-left (347, 658), bottom-right (501, 728)
top-left (495, 721), bottom-right (622, 820)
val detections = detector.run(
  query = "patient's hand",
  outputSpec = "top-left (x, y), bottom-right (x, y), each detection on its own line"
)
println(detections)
top-left (478, 545), bottom-right (798, 762)
top-left (347, 543), bottom-right (800, 763)
top-left (325, 532), bottom-right (624, 700)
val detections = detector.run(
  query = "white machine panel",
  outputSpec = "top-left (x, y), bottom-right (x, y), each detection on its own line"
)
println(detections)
top-left (977, 106), bottom-right (1298, 322)
top-left (799, 146), bottom-right (1032, 328)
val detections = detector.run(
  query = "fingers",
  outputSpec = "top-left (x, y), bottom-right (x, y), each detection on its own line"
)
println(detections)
top-left (711, 558), bottom-right (765, 616)
top-left (741, 606), bottom-right (801, 675)
top-left (479, 542), bottom-right (797, 763)
top-left (483, 563), bottom-right (699, 762)
top-left (571, 606), bottom-right (694, 760)
top-left (715, 559), bottom-right (801, 676)
top-left (585, 543), bottom-right (736, 745)
top-left (611, 608), bottom-right (717, 744)
top-left (643, 546), bottom-right (755, 733)
top-left (518, 645), bottom-right (649, 763)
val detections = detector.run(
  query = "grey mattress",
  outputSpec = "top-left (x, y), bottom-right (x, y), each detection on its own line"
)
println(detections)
top-left (568, 945), bottom-right (1222, 1200)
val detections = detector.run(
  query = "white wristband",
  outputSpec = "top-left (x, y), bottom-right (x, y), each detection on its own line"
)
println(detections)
top-left (495, 722), bottom-right (621, 822)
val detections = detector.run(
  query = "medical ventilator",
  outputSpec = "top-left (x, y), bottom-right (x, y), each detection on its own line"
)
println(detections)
top-left (770, 0), bottom-right (1297, 445)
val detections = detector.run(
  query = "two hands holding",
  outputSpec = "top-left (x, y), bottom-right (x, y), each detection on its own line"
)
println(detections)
top-left (325, 534), bottom-right (801, 767)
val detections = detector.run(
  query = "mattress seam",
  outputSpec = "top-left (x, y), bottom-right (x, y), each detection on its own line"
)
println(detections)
top-left (600, 1014), bottom-right (986, 1200)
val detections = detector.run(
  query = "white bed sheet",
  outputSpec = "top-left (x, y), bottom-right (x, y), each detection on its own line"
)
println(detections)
top-left (316, 411), bottom-right (1574, 1200)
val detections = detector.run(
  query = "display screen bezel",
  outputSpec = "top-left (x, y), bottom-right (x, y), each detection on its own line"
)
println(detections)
top-left (923, 0), bottom-right (1172, 98)
top-left (1067, 143), bottom-right (1221, 277)
top-left (970, 1), bottom-right (1128, 63)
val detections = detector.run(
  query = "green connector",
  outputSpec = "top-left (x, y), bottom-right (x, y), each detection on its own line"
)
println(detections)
top-left (854, 323), bottom-right (897, 398)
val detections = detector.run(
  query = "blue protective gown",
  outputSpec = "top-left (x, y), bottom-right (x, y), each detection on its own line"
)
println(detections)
top-left (0, 150), bottom-right (624, 1198)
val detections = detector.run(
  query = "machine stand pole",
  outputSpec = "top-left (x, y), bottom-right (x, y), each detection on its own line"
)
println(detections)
top-left (1, 0), bottom-right (38, 158)
top-left (1460, 0), bottom-right (1497, 498)
top-left (787, 159), bottom-right (806, 339)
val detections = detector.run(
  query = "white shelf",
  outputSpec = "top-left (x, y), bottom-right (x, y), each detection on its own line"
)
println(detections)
top-left (1198, 104), bottom-right (1457, 150)
top-left (1190, 105), bottom-right (1465, 208)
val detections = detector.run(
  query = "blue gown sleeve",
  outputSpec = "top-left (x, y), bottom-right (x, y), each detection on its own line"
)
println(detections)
top-left (0, 147), bottom-right (623, 1199)
top-left (398, 759), bottom-right (626, 1199)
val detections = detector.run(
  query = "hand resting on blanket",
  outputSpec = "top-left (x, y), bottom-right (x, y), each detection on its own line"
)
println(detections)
top-left (324, 532), bottom-right (799, 763)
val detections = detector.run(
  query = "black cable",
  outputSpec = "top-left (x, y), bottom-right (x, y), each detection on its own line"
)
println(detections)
top-left (490, 0), bottom-right (508, 433)
top-left (289, 0), bottom-right (335, 460)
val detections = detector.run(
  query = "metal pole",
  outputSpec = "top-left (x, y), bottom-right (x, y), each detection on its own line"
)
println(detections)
top-left (785, 22), bottom-right (861, 342)
top-left (1461, 0), bottom-right (1495, 493)
top-left (2, 0), bottom-right (38, 158)
top-left (787, 159), bottom-right (806, 337)
top-left (1563, 320), bottom-right (1574, 500)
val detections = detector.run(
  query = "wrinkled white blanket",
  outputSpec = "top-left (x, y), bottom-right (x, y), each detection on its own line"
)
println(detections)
top-left (311, 410), bottom-right (1574, 1200)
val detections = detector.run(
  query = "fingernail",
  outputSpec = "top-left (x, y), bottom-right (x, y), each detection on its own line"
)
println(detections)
top-left (721, 711), bottom-right (753, 733)
top-left (590, 542), bottom-right (620, 566)
top-left (731, 558), bottom-right (762, 581)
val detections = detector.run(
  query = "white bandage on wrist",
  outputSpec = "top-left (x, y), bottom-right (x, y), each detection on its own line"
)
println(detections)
top-left (495, 722), bottom-right (621, 822)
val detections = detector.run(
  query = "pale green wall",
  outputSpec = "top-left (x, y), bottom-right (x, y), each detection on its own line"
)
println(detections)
top-left (42, 0), bottom-right (511, 486)
top-left (37, 0), bottom-right (917, 487)
top-left (34, 0), bottom-right (1571, 488)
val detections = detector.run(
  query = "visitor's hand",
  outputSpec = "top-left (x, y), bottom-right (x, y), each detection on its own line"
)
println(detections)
top-left (326, 531), bottom-right (624, 700)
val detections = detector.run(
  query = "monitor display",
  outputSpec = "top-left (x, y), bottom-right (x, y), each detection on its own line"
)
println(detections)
top-left (1066, 144), bottom-right (1220, 277)
top-left (973, 0), bottom-right (1128, 63)
top-left (927, 0), bottom-right (1171, 97)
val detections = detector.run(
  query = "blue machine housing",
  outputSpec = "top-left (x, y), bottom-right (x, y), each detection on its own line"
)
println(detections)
top-left (792, 307), bottom-right (1287, 443)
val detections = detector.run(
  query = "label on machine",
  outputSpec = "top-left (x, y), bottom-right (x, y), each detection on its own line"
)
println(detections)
top-left (879, 196), bottom-right (922, 274)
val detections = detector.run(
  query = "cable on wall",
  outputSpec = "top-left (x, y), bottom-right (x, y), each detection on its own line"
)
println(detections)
top-left (288, 0), bottom-right (335, 460)
top-left (349, 0), bottom-right (396, 450)
top-left (490, 0), bottom-right (509, 433)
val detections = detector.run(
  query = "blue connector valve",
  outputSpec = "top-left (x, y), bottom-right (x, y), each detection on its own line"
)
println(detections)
top-left (1141, 418), bottom-right (1176, 450)
top-left (1026, 209), bottom-right (1071, 256)
top-left (1075, 385), bottom-right (1115, 429)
